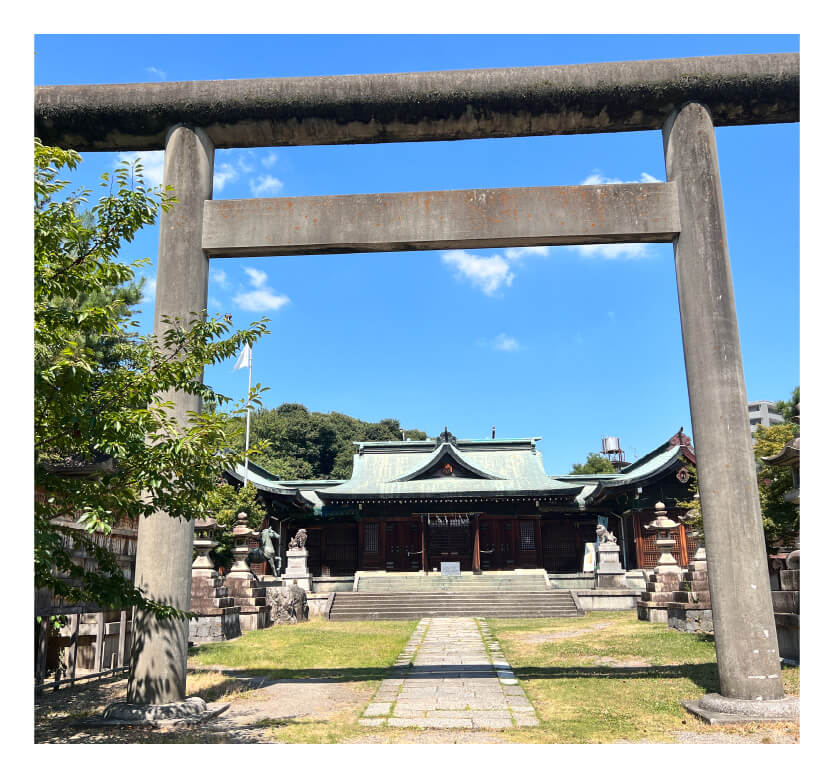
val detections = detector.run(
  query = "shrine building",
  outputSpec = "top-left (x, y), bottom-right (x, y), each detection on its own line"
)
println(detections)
top-left (226, 428), bottom-right (699, 579)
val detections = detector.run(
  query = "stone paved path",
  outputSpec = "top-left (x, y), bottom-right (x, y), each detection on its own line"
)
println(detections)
top-left (360, 617), bottom-right (538, 729)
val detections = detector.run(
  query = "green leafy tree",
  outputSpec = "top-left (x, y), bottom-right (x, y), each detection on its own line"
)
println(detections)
top-left (753, 423), bottom-right (799, 549)
top-left (35, 140), bottom-right (269, 618)
top-left (676, 465), bottom-right (702, 535)
top-left (775, 386), bottom-right (800, 425)
top-left (204, 482), bottom-right (266, 571)
top-left (676, 393), bottom-right (799, 549)
top-left (570, 452), bottom-right (616, 475)
top-left (225, 404), bottom-right (426, 480)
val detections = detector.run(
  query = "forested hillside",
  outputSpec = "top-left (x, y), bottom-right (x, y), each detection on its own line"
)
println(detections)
top-left (228, 403), bottom-right (427, 480)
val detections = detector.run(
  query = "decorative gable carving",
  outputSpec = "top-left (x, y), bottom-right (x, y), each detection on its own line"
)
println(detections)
top-left (391, 442), bottom-right (504, 483)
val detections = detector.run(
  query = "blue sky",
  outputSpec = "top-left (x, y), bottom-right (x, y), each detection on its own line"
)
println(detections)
top-left (34, 34), bottom-right (800, 474)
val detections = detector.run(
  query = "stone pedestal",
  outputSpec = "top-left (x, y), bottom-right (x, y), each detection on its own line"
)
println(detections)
top-left (282, 547), bottom-right (312, 592)
top-left (189, 571), bottom-right (242, 643)
top-left (226, 512), bottom-right (270, 632)
top-left (595, 541), bottom-right (625, 588)
top-left (668, 546), bottom-right (713, 634)
top-left (188, 517), bottom-right (242, 643)
top-left (772, 562), bottom-right (800, 663)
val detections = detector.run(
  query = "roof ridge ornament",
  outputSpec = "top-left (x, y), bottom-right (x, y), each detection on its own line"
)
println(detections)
top-left (435, 426), bottom-right (457, 448)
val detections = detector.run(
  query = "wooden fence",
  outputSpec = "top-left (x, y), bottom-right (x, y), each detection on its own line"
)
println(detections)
top-left (35, 604), bottom-right (134, 693)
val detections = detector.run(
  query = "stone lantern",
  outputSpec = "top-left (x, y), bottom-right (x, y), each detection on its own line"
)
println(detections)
top-left (192, 517), bottom-right (218, 575)
top-left (227, 511), bottom-right (254, 579)
top-left (637, 501), bottom-right (684, 623)
top-left (644, 501), bottom-right (681, 575)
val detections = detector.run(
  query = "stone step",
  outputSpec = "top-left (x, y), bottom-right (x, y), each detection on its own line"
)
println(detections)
top-left (336, 590), bottom-right (572, 602)
top-left (330, 611), bottom-right (579, 620)
top-left (329, 589), bottom-right (579, 620)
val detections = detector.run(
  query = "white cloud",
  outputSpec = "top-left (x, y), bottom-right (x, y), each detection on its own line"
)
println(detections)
top-left (493, 333), bottom-right (521, 352)
top-left (262, 151), bottom-right (279, 168)
top-left (572, 243), bottom-right (651, 260)
top-left (140, 276), bottom-right (156, 304)
top-left (118, 150), bottom-right (164, 187)
top-left (243, 267), bottom-right (268, 288)
top-left (581, 169), bottom-right (663, 186)
top-left (233, 267), bottom-right (290, 312)
top-left (504, 246), bottom-right (549, 261)
top-left (213, 162), bottom-right (239, 192)
top-left (237, 151), bottom-right (257, 174)
top-left (210, 269), bottom-right (230, 289)
top-left (250, 175), bottom-right (284, 197)
top-left (146, 66), bottom-right (166, 80)
top-left (208, 296), bottom-right (223, 310)
top-left (441, 250), bottom-right (514, 296)
top-left (234, 288), bottom-right (290, 312)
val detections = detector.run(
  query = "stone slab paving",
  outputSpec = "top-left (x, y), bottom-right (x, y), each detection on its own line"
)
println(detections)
top-left (360, 617), bottom-right (538, 730)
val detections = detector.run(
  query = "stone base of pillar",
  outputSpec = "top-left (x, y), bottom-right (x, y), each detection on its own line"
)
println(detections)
top-left (84, 697), bottom-right (230, 727)
top-left (682, 693), bottom-right (799, 725)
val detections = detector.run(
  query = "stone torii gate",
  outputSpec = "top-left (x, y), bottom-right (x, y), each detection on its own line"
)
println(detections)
top-left (36, 53), bottom-right (800, 721)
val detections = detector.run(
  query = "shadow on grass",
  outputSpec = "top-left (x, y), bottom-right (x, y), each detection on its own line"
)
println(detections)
top-left (193, 666), bottom-right (394, 685)
top-left (192, 661), bottom-right (720, 694)
top-left (512, 662), bottom-right (720, 692)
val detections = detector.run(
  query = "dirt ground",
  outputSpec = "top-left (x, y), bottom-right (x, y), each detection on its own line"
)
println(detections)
top-left (35, 668), bottom-right (374, 744)
top-left (35, 668), bottom-right (797, 744)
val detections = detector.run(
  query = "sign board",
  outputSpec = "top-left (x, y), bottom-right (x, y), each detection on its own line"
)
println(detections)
top-left (582, 543), bottom-right (596, 573)
top-left (440, 562), bottom-right (461, 576)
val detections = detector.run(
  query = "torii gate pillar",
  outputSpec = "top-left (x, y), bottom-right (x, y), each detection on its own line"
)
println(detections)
top-left (127, 125), bottom-right (214, 705)
top-left (665, 103), bottom-right (792, 712)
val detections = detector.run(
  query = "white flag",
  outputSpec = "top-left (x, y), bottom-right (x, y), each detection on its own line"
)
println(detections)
top-left (234, 343), bottom-right (252, 371)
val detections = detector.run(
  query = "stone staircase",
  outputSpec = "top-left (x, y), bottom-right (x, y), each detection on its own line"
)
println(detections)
top-left (329, 572), bottom-right (581, 620)
top-left (356, 572), bottom-right (548, 593)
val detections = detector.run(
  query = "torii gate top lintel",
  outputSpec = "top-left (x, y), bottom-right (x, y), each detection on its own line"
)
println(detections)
top-left (35, 52), bottom-right (798, 152)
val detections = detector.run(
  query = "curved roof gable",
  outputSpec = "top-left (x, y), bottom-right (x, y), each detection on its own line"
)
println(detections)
top-left (391, 442), bottom-right (505, 482)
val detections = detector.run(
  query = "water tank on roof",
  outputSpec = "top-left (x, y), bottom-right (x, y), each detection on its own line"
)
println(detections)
top-left (601, 436), bottom-right (622, 455)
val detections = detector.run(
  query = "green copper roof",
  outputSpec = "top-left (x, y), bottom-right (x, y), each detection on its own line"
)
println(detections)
top-left (226, 432), bottom-right (692, 512)
top-left (317, 437), bottom-right (583, 501)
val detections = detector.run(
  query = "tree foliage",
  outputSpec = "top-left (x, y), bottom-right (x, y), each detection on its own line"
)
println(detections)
top-left (676, 465), bottom-right (702, 535)
top-left (775, 386), bottom-right (800, 425)
top-left (204, 482), bottom-right (266, 571)
top-left (570, 452), bottom-right (616, 475)
top-left (35, 141), bottom-right (269, 618)
top-left (225, 404), bottom-right (427, 479)
top-left (753, 423), bottom-right (799, 549)
top-left (676, 386), bottom-right (800, 549)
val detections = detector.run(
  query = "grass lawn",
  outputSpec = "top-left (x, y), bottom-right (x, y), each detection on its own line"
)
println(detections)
top-left (190, 619), bottom-right (417, 681)
top-left (487, 611), bottom-right (800, 744)
top-left (178, 613), bottom-right (797, 744)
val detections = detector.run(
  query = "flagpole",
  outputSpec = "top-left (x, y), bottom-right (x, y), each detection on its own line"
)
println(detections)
top-left (244, 345), bottom-right (252, 488)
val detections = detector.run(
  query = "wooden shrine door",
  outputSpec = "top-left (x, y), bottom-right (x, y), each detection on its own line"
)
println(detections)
top-left (426, 516), bottom-right (473, 572)
top-left (385, 520), bottom-right (423, 571)
top-left (475, 518), bottom-right (516, 570)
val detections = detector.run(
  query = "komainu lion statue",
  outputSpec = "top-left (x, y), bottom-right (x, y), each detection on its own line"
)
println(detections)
top-left (595, 523), bottom-right (617, 545)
